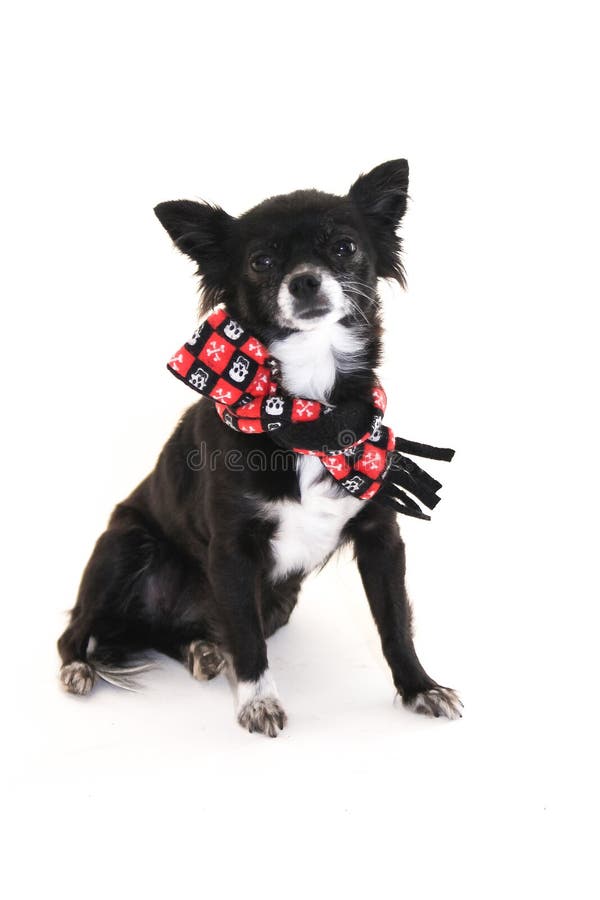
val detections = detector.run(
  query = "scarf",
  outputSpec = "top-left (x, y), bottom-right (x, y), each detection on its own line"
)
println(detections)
top-left (167, 307), bottom-right (454, 520)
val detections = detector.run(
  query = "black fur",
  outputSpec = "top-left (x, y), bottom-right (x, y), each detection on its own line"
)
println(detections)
top-left (58, 160), bottom-right (461, 733)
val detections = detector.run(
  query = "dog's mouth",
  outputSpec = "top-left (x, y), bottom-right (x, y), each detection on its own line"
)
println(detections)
top-left (296, 303), bottom-right (332, 320)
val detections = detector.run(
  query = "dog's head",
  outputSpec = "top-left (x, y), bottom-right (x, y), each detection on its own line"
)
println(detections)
top-left (154, 160), bottom-right (409, 333)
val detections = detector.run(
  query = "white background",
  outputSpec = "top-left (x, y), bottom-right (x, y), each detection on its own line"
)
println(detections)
top-left (2, 2), bottom-right (598, 897)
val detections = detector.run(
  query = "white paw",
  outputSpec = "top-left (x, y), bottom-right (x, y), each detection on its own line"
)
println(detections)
top-left (238, 696), bottom-right (288, 737)
top-left (60, 661), bottom-right (95, 695)
top-left (236, 670), bottom-right (287, 737)
top-left (404, 686), bottom-right (463, 720)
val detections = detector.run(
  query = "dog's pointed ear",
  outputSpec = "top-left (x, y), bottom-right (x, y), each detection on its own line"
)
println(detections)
top-left (154, 200), bottom-right (237, 308)
top-left (349, 159), bottom-right (409, 285)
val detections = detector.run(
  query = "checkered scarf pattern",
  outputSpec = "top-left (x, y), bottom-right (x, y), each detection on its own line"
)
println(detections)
top-left (167, 308), bottom-right (454, 519)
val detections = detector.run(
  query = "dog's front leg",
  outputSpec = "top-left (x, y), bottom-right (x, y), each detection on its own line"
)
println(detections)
top-left (208, 541), bottom-right (287, 737)
top-left (349, 509), bottom-right (462, 720)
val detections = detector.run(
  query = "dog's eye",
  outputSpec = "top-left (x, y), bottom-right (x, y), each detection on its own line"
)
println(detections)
top-left (332, 239), bottom-right (357, 258)
top-left (251, 254), bottom-right (274, 272)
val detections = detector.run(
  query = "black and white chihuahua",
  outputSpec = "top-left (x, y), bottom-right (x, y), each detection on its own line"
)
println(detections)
top-left (57, 159), bottom-right (461, 736)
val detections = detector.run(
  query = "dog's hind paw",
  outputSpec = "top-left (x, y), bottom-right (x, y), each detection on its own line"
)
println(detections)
top-left (403, 686), bottom-right (463, 720)
top-left (187, 640), bottom-right (225, 681)
top-left (60, 661), bottom-right (95, 695)
top-left (238, 697), bottom-right (288, 738)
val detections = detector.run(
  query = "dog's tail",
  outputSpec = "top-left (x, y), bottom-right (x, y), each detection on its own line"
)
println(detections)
top-left (87, 643), bottom-right (157, 691)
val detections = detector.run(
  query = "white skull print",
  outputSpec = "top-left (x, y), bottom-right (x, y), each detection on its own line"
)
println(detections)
top-left (189, 368), bottom-right (209, 389)
top-left (229, 355), bottom-right (250, 383)
top-left (265, 396), bottom-right (284, 416)
top-left (341, 476), bottom-right (364, 493)
top-left (224, 320), bottom-right (244, 340)
top-left (371, 415), bottom-right (383, 442)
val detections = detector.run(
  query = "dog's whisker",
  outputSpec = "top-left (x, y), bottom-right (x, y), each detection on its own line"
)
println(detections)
top-left (343, 294), bottom-right (370, 324)
top-left (342, 287), bottom-right (378, 311)
top-left (339, 281), bottom-right (379, 305)
top-left (339, 278), bottom-right (378, 294)
top-left (347, 297), bottom-right (370, 323)
top-left (344, 288), bottom-right (376, 303)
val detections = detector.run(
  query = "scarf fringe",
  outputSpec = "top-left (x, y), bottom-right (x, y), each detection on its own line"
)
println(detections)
top-left (376, 492), bottom-right (432, 520)
top-left (386, 466), bottom-right (441, 510)
top-left (394, 437), bottom-right (455, 462)
top-left (373, 438), bottom-right (456, 520)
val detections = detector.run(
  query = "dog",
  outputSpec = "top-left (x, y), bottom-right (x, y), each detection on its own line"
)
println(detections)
top-left (57, 159), bottom-right (461, 736)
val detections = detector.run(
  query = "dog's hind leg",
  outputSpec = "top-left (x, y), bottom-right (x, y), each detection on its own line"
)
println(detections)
top-left (185, 640), bottom-right (226, 680)
top-left (57, 615), bottom-right (97, 694)
top-left (142, 634), bottom-right (225, 682)
top-left (57, 512), bottom-right (159, 694)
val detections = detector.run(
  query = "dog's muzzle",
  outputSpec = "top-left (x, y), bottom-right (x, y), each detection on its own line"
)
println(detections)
top-left (277, 265), bottom-right (346, 328)
top-left (288, 271), bottom-right (329, 319)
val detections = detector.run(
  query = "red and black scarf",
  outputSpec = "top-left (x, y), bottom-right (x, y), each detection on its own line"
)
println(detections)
top-left (167, 308), bottom-right (454, 520)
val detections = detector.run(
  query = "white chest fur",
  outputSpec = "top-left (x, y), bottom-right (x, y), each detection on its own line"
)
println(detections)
top-left (264, 456), bottom-right (362, 581)
top-left (261, 322), bottom-right (364, 582)
top-left (268, 321), bottom-right (366, 404)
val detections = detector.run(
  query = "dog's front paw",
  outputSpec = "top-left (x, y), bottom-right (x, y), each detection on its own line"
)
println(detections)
top-left (403, 686), bottom-right (463, 720)
top-left (238, 697), bottom-right (288, 738)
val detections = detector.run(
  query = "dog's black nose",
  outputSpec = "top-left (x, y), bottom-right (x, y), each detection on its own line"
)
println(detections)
top-left (289, 272), bottom-right (322, 300)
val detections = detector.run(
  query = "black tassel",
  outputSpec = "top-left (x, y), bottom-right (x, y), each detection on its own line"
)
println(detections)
top-left (376, 492), bottom-right (431, 520)
top-left (394, 454), bottom-right (442, 492)
top-left (384, 482), bottom-right (424, 510)
top-left (386, 467), bottom-right (441, 510)
top-left (372, 437), bottom-right (455, 520)
top-left (394, 437), bottom-right (455, 462)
